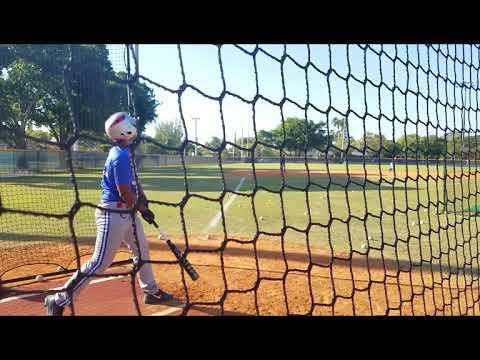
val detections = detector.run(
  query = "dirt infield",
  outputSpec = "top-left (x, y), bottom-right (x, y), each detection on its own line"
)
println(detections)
top-left (2, 235), bottom-right (479, 316)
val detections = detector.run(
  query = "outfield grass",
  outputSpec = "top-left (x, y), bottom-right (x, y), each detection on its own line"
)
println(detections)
top-left (2, 162), bottom-right (480, 276)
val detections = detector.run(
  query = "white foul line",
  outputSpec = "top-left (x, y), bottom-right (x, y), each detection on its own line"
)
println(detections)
top-left (204, 176), bottom-right (245, 232)
top-left (0, 293), bottom-right (41, 304)
top-left (150, 306), bottom-right (183, 316)
top-left (0, 275), bottom-right (125, 304)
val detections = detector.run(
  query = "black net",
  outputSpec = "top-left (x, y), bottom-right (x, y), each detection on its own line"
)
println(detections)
top-left (1, 44), bottom-right (480, 316)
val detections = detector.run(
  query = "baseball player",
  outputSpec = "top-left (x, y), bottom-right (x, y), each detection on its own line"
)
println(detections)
top-left (388, 156), bottom-right (395, 171)
top-left (44, 112), bottom-right (172, 316)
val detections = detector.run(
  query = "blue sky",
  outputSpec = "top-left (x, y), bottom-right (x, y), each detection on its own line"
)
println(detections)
top-left (108, 44), bottom-right (480, 145)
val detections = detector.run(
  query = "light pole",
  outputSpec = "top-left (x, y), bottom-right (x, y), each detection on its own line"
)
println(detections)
top-left (134, 44), bottom-right (139, 75)
top-left (234, 131), bottom-right (237, 160)
top-left (340, 119), bottom-right (346, 164)
top-left (193, 117), bottom-right (199, 156)
top-left (241, 128), bottom-right (244, 160)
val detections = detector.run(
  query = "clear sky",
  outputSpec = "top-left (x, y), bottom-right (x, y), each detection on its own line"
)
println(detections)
top-left (108, 44), bottom-right (480, 144)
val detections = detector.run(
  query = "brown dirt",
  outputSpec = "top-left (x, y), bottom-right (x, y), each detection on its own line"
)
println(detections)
top-left (3, 234), bottom-right (478, 316)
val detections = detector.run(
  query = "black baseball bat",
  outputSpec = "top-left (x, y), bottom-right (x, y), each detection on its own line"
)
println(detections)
top-left (151, 220), bottom-right (199, 281)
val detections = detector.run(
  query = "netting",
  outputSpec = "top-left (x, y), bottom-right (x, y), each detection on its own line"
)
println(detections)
top-left (2, 44), bottom-right (480, 315)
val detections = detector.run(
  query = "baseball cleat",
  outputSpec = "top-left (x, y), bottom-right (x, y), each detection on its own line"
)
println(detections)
top-left (44, 295), bottom-right (64, 316)
top-left (144, 289), bottom-right (174, 305)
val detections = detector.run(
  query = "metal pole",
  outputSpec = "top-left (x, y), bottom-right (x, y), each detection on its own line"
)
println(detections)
top-left (461, 85), bottom-right (465, 157)
top-left (340, 118), bottom-right (345, 163)
top-left (246, 127), bottom-right (249, 160)
top-left (126, 45), bottom-right (131, 113)
top-left (459, 82), bottom-right (477, 160)
top-left (193, 117), bottom-right (199, 157)
top-left (442, 157), bottom-right (448, 214)
top-left (134, 44), bottom-right (139, 77)
top-left (241, 128), bottom-right (244, 160)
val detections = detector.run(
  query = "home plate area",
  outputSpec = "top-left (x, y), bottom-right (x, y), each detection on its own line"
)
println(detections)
top-left (0, 271), bottom-right (210, 316)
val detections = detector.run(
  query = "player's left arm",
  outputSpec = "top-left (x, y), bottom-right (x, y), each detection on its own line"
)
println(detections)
top-left (135, 178), bottom-right (156, 223)
top-left (136, 182), bottom-right (148, 210)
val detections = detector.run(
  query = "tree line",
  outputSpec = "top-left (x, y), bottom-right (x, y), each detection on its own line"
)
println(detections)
top-left (151, 116), bottom-right (479, 160)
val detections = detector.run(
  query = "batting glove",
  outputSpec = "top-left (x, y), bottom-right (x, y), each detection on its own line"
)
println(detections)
top-left (141, 208), bottom-right (156, 224)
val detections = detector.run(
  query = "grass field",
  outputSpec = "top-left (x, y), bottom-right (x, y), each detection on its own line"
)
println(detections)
top-left (2, 161), bottom-right (480, 280)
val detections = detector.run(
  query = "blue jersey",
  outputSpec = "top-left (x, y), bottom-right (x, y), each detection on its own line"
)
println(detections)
top-left (101, 146), bottom-right (137, 204)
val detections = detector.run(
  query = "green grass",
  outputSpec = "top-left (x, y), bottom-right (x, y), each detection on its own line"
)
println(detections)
top-left (2, 162), bottom-right (480, 274)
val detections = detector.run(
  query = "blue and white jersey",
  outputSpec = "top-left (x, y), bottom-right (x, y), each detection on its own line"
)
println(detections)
top-left (100, 146), bottom-right (137, 204)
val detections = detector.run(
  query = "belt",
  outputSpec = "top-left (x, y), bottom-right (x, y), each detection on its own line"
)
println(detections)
top-left (99, 202), bottom-right (131, 210)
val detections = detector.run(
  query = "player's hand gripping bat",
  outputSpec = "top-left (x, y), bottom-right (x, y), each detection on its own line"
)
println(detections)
top-left (150, 220), bottom-right (199, 281)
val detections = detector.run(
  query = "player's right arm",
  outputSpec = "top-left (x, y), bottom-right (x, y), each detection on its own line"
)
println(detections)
top-left (117, 184), bottom-right (136, 208)
top-left (118, 183), bottom-right (155, 222)
top-left (113, 155), bottom-right (137, 209)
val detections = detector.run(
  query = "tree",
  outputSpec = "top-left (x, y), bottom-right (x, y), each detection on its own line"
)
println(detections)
top-left (255, 130), bottom-right (278, 158)
top-left (111, 72), bottom-right (159, 135)
top-left (331, 117), bottom-right (347, 161)
top-left (258, 129), bottom-right (275, 145)
top-left (331, 117), bottom-right (346, 147)
top-left (26, 127), bottom-right (52, 148)
top-left (355, 132), bottom-right (390, 157)
top-left (255, 144), bottom-right (278, 158)
top-left (1, 45), bottom-right (159, 145)
top-left (153, 119), bottom-right (184, 151)
top-left (397, 134), bottom-right (424, 158)
top-left (463, 135), bottom-right (480, 159)
top-left (1, 45), bottom-right (159, 169)
top-left (30, 45), bottom-right (122, 144)
top-left (206, 136), bottom-right (223, 150)
top-left (421, 136), bottom-right (445, 159)
top-left (271, 117), bottom-right (327, 156)
top-left (445, 133), bottom-right (467, 159)
top-left (383, 139), bottom-right (402, 158)
top-left (0, 58), bottom-right (46, 148)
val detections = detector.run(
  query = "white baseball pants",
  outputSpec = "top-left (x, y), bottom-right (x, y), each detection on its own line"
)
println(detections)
top-left (54, 207), bottom-right (159, 307)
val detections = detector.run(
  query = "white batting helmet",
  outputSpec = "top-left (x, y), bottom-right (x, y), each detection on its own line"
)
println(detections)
top-left (105, 112), bottom-right (137, 142)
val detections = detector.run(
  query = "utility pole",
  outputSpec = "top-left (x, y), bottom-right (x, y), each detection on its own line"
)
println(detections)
top-left (340, 119), bottom-right (346, 163)
top-left (246, 127), bottom-right (249, 160)
top-left (193, 117), bottom-right (199, 157)
top-left (134, 44), bottom-right (139, 76)
top-left (458, 82), bottom-right (477, 153)
top-left (241, 128), bottom-right (244, 160)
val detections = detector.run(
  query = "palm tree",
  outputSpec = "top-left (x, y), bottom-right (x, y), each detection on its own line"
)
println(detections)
top-left (331, 117), bottom-right (346, 162)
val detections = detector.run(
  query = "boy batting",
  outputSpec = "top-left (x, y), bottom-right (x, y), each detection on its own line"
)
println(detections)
top-left (44, 112), bottom-right (172, 316)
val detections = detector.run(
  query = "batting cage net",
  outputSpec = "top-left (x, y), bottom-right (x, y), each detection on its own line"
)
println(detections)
top-left (1, 44), bottom-right (480, 315)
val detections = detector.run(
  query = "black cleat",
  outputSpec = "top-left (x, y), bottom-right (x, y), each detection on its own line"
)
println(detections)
top-left (144, 289), bottom-right (174, 305)
top-left (44, 295), bottom-right (64, 316)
